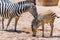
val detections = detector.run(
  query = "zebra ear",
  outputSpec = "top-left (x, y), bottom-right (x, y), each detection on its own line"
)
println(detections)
top-left (18, 2), bottom-right (20, 4)
top-left (32, 2), bottom-right (36, 5)
top-left (32, 0), bottom-right (36, 5)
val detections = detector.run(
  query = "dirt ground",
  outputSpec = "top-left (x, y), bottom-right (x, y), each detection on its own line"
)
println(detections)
top-left (0, 5), bottom-right (60, 40)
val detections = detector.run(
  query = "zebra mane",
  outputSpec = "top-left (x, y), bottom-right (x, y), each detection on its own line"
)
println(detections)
top-left (18, 1), bottom-right (36, 5)
top-left (18, 1), bottom-right (30, 5)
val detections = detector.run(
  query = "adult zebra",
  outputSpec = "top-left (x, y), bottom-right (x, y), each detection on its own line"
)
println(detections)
top-left (0, 0), bottom-right (38, 34)
top-left (0, 0), bottom-right (19, 30)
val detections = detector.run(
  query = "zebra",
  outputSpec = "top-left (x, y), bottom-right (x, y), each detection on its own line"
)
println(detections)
top-left (0, 0), bottom-right (19, 30)
top-left (0, 0), bottom-right (38, 33)
top-left (32, 10), bottom-right (60, 37)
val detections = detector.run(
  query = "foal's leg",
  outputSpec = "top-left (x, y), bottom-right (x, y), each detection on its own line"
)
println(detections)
top-left (2, 17), bottom-right (4, 30)
top-left (14, 17), bottom-right (19, 31)
top-left (42, 22), bottom-right (44, 37)
top-left (50, 21), bottom-right (54, 36)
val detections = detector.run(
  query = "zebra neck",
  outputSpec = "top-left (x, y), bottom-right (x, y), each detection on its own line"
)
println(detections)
top-left (18, 1), bottom-right (31, 14)
top-left (18, 4), bottom-right (26, 14)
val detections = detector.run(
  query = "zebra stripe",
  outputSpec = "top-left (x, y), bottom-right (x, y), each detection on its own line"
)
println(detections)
top-left (0, 0), bottom-right (19, 18)
top-left (7, 1), bottom-right (38, 31)
top-left (0, 0), bottom-right (38, 32)
top-left (0, 0), bottom-right (19, 29)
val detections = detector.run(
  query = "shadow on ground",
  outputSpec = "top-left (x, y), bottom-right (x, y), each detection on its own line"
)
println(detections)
top-left (4, 29), bottom-right (30, 34)
top-left (43, 36), bottom-right (60, 38)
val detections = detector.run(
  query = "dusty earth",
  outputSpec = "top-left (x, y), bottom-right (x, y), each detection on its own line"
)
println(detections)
top-left (0, 6), bottom-right (60, 40)
top-left (0, 2), bottom-right (60, 40)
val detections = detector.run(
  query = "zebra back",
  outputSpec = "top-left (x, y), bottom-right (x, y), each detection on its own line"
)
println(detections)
top-left (0, 0), bottom-right (19, 18)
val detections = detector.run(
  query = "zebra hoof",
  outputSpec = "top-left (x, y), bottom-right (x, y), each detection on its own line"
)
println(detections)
top-left (50, 34), bottom-right (52, 37)
top-left (32, 35), bottom-right (36, 37)
top-left (42, 35), bottom-right (44, 37)
top-left (5, 29), bottom-right (8, 31)
top-left (2, 27), bottom-right (4, 30)
top-left (14, 30), bottom-right (17, 32)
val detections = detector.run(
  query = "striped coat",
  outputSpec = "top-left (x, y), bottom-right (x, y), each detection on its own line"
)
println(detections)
top-left (0, 0), bottom-right (19, 30)
top-left (0, 0), bottom-right (38, 32)
top-left (0, 0), bottom-right (19, 18)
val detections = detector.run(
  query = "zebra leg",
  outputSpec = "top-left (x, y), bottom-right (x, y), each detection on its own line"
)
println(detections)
top-left (14, 17), bottom-right (19, 32)
top-left (50, 21), bottom-right (54, 36)
top-left (42, 22), bottom-right (44, 37)
top-left (6, 17), bottom-right (12, 30)
top-left (2, 17), bottom-right (4, 30)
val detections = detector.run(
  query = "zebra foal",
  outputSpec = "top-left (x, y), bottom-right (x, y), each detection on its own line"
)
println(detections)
top-left (32, 10), bottom-right (60, 37)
